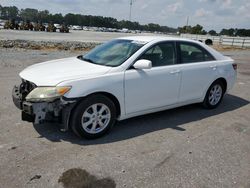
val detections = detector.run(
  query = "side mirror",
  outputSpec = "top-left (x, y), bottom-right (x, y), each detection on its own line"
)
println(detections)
top-left (133, 59), bottom-right (152, 70)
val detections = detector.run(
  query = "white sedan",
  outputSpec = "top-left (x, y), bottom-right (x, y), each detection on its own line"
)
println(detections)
top-left (12, 36), bottom-right (237, 139)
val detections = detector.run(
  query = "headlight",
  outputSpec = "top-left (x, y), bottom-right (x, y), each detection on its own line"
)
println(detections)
top-left (26, 86), bottom-right (71, 102)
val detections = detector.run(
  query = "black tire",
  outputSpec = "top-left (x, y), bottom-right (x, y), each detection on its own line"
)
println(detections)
top-left (205, 39), bottom-right (213, 45)
top-left (203, 80), bottom-right (225, 109)
top-left (71, 94), bottom-right (116, 139)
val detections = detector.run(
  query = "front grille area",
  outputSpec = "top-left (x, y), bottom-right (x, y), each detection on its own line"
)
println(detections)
top-left (20, 80), bottom-right (37, 100)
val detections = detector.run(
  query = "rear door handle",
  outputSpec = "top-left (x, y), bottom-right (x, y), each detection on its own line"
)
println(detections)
top-left (170, 70), bottom-right (181, 74)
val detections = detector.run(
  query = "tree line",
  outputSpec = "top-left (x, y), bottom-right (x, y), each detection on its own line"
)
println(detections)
top-left (181, 24), bottom-right (250, 37)
top-left (1, 4), bottom-right (249, 36)
top-left (178, 24), bottom-right (250, 37)
top-left (0, 5), bottom-right (177, 33)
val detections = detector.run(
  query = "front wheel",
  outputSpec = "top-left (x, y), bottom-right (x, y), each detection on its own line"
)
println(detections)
top-left (71, 94), bottom-right (116, 139)
top-left (203, 80), bottom-right (225, 109)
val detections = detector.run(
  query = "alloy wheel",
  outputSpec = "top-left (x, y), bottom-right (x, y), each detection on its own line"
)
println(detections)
top-left (81, 103), bottom-right (111, 134)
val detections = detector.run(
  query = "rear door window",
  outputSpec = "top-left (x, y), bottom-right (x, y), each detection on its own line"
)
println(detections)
top-left (179, 42), bottom-right (215, 63)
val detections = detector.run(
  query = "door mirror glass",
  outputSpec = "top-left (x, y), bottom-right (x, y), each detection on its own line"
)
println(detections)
top-left (133, 59), bottom-right (152, 69)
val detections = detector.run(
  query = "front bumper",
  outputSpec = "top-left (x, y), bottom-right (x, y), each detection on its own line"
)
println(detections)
top-left (12, 83), bottom-right (76, 131)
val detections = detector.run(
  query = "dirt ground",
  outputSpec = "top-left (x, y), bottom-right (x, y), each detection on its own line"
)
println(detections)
top-left (0, 48), bottom-right (249, 188)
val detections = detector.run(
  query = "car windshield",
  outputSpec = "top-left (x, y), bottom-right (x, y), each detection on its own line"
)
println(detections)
top-left (79, 39), bottom-right (145, 67)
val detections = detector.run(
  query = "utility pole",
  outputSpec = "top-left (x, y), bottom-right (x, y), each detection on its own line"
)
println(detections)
top-left (186, 16), bottom-right (189, 27)
top-left (129, 0), bottom-right (133, 21)
top-left (186, 16), bottom-right (189, 33)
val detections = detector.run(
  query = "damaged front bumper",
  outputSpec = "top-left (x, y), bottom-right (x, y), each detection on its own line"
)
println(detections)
top-left (12, 82), bottom-right (77, 131)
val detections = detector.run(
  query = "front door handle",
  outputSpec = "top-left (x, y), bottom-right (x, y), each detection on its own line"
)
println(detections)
top-left (210, 65), bottom-right (217, 70)
top-left (170, 70), bottom-right (180, 74)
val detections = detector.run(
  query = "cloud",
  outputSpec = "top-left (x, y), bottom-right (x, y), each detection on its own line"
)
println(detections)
top-left (237, 2), bottom-right (250, 18)
top-left (167, 2), bottom-right (183, 13)
top-left (215, 8), bottom-right (234, 16)
top-left (194, 8), bottom-right (211, 17)
top-left (198, 0), bottom-right (232, 7)
top-left (90, 0), bottom-right (127, 4)
top-left (199, 0), bottom-right (230, 3)
top-left (222, 0), bottom-right (231, 6)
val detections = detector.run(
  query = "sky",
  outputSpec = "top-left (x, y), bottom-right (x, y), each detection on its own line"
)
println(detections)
top-left (1, 0), bottom-right (250, 32)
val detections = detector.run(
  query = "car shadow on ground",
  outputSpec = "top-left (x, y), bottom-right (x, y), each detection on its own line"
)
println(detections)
top-left (33, 94), bottom-right (249, 145)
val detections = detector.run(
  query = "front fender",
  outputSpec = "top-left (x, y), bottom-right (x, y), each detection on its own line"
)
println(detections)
top-left (57, 73), bottom-right (125, 117)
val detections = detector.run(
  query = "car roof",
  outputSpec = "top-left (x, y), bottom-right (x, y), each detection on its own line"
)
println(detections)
top-left (119, 35), bottom-right (226, 61)
top-left (119, 35), bottom-right (196, 43)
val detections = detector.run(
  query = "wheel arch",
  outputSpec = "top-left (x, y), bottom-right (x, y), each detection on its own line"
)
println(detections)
top-left (214, 77), bottom-right (227, 93)
top-left (202, 77), bottom-right (227, 108)
top-left (66, 91), bottom-right (122, 133)
top-left (202, 77), bottom-right (228, 101)
top-left (93, 92), bottom-right (121, 118)
top-left (71, 91), bottom-right (121, 118)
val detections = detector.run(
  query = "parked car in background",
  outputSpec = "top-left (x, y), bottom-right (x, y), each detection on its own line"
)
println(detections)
top-left (54, 23), bottom-right (61, 29)
top-left (71, 25), bottom-right (82, 30)
top-left (120, 28), bottom-right (129, 33)
top-left (12, 36), bottom-right (237, 139)
top-left (43, 23), bottom-right (49, 29)
top-left (0, 20), bottom-right (6, 29)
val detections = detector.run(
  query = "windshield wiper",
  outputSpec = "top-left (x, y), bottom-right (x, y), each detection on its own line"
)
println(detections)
top-left (83, 57), bottom-right (96, 64)
top-left (77, 55), bottom-right (96, 64)
top-left (77, 55), bottom-right (114, 67)
top-left (77, 55), bottom-right (83, 60)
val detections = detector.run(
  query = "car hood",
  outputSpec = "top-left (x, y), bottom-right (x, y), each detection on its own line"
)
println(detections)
top-left (19, 57), bottom-right (112, 86)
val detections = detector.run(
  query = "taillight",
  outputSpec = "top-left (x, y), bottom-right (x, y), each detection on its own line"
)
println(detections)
top-left (232, 63), bottom-right (237, 70)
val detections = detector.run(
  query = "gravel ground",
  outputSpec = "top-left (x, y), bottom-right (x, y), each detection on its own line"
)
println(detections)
top-left (0, 48), bottom-right (249, 188)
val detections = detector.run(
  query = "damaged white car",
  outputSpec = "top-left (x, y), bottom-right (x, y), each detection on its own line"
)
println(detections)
top-left (13, 36), bottom-right (237, 139)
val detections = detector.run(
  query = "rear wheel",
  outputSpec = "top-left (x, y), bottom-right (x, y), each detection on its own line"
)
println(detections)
top-left (71, 94), bottom-right (116, 139)
top-left (203, 80), bottom-right (225, 109)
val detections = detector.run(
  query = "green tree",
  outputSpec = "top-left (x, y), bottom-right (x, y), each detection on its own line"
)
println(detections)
top-left (0, 6), bottom-right (8, 19)
top-left (191, 24), bottom-right (203, 34)
top-left (220, 28), bottom-right (235, 36)
top-left (37, 10), bottom-right (49, 22)
top-left (0, 5), bottom-right (19, 20)
top-left (20, 8), bottom-right (38, 21)
top-left (8, 6), bottom-right (19, 19)
top-left (146, 23), bottom-right (161, 32)
top-left (208, 30), bottom-right (217, 36)
top-left (201, 30), bottom-right (207, 35)
top-left (0, 4), bottom-right (177, 33)
top-left (64, 13), bottom-right (76, 25)
top-left (178, 25), bottom-right (191, 33)
top-left (51, 13), bottom-right (63, 24)
top-left (220, 29), bottom-right (228, 35)
top-left (235, 29), bottom-right (250, 37)
top-left (118, 20), bottom-right (140, 30)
